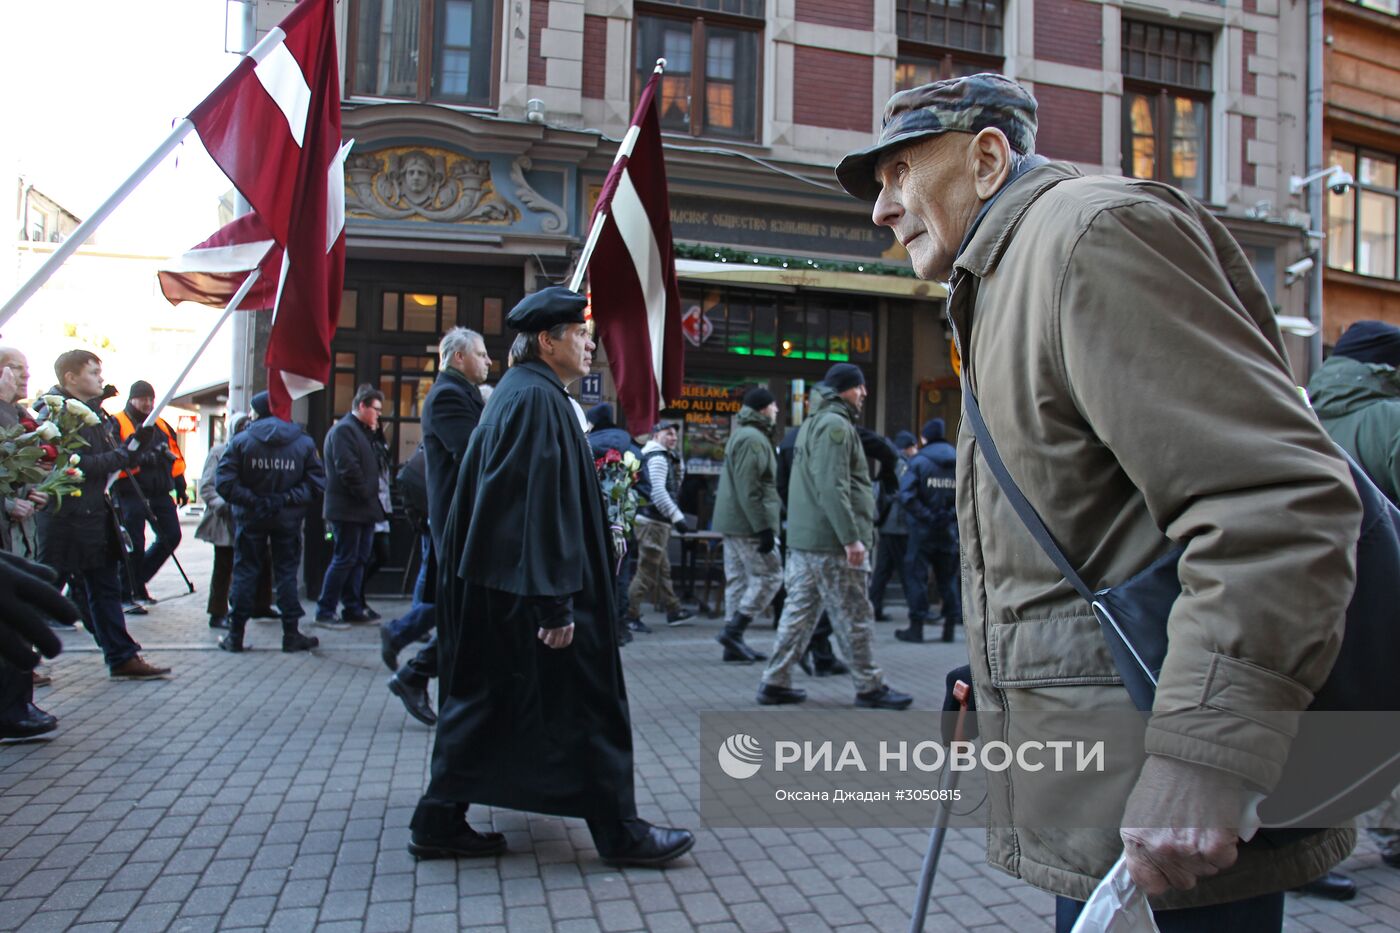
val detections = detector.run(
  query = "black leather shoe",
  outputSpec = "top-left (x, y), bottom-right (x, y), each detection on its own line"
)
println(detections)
top-left (0, 704), bottom-right (58, 740)
top-left (209, 615), bottom-right (229, 630)
top-left (122, 601), bottom-right (148, 616)
top-left (855, 684), bottom-right (914, 710)
top-left (666, 608), bottom-right (695, 626)
top-left (894, 627), bottom-right (926, 643)
top-left (873, 611), bottom-right (890, 621)
top-left (218, 632), bottom-right (245, 653)
top-left (757, 684), bottom-right (807, 706)
top-left (1382, 850), bottom-right (1400, 870)
top-left (408, 824), bottom-right (506, 859)
top-left (282, 630), bottom-right (319, 653)
top-left (1293, 871), bottom-right (1357, 901)
top-left (389, 675), bottom-right (436, 726)
top-left (251, 607), bottom-right (280, 619)
top-left (380, 628), bottom-right (400, 672)
top-left (598, 824), bottom-right (695, 868)
top-left (342, 609), bottom-right (374, 624)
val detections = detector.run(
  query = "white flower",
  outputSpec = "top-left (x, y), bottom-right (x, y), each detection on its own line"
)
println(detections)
top-left (68, 453), bottom-right (80, 465)
top-left (40, 394), bottom-right (65, 413)
top-left (35, 421), bottom-right (61, 440)
top-left (64, 398), bottom-right (88, 417)
top-left (622, 451), bottom-right (639, 468)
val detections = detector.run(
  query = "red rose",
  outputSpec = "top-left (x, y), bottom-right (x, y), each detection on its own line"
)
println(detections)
top-left (20, 416), bottom-right (38, 431)
top-left (40, 444), bottom-right (58, 460)
top-left (603, 448), bottom-right (622, 464)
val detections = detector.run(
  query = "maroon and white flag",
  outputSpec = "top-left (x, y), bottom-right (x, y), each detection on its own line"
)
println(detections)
top-left (157, 212), bottom-right (282, 311)
top-left (188, 0), bottom-right (348, 419)
top-left (586, 66), bottom-right (684, 433)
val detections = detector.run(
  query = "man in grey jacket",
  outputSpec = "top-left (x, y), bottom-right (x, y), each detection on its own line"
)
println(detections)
top-left (837, 73), bottom-right (1361, 929)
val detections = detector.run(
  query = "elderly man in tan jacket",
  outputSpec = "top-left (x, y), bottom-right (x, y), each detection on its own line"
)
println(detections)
top-left (836, 74), bottom-right (1362, 930)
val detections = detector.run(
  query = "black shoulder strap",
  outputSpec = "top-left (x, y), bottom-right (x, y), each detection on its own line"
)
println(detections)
top-left (960, 378), bottom-right (1097, 604)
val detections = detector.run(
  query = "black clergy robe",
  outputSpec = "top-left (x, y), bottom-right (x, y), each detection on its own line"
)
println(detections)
top-left (428, 360), bottom-right (636, 822)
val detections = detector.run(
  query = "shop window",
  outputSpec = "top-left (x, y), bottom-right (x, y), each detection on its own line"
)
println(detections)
top-left (635, 4), bottom-right (760, 140)
top-left (375, 353), bottom-right (438, 465)
top-left (340, 290), bottom-right (359, 330)
top-left (895, 0), bottom-right (1003, 92)
top-left (1121, 21), bottom-right (1213, 200)
top-left (1328, 144), bottom-right (1399, 279)
top-left (381, 291), bottom-right (458, 333)
top-left (350, 0), bottom-right (496, 107)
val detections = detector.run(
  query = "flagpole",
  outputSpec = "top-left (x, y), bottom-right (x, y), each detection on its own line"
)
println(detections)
top-left (568, 58), bottom-right (666, 293)
top-left (1, 119), bottom-right (196, 331)
top-left (142, 269), bottom-right (260, 430)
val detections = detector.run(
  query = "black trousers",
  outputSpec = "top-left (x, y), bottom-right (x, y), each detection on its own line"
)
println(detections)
top-left (207, 544), bottom-right (274, 618)
top-left (0, 658), bottom-right (33, 723)
top-left (229, 524), bottom-right (303, 626)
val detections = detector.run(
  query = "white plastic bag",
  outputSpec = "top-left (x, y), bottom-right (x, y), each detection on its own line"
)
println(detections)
top-left (1070, 854), bottom-right (1160, 933)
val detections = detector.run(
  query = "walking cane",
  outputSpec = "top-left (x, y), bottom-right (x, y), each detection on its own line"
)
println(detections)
top-left (908, 677), bottom-right (972, 933)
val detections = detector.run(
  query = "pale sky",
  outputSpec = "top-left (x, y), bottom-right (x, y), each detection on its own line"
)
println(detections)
top-left (6, 0), bottom-right (243, 253)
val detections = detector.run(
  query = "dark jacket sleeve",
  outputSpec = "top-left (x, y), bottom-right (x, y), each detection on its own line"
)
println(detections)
top-left (77, 421), bottom-right (132, 477)
top-left (432, 387), bottom-right (483, 467)
top-left (215, 439), bottom-right (259, 508)
top-left (327, 423), bottom-right (372, 501)
top-left (899, 456), bottom-right (938, 528)
top-left (285, 436), bottom-right (327, 507)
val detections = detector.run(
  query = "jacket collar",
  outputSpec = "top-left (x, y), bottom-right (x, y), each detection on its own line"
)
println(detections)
top-left (812, 384), bottom-right (856, 422)
top-left (953, 160), bottom-right (1081, 279)
top-left (518, 360), bottom-right (567, 393)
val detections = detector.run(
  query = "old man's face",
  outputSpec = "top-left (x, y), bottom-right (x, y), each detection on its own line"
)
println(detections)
top-left (871, 134), bottom-right (982, 282)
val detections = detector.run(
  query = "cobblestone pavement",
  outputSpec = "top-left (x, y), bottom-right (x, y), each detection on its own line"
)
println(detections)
top-left (2, 529), bottom-right (1397, 932)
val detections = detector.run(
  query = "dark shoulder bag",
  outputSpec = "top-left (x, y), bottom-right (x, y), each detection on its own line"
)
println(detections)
top-left (962, 378), bottom-right (1400, 829)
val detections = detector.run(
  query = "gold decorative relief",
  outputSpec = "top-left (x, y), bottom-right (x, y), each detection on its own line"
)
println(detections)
top-left (345, 147), bottom-right (519, 224)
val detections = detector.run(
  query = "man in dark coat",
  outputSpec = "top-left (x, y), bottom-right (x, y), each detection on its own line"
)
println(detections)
top-left (37, 350), bottom-right (171, 680)
top-left (112, 380), bottom-right (186, 611)
top-left (898, 418), bottom-right (959, 642)
top-left (384, 327), bottom-right (491, 726)
top-left (314, 385), bottom-right (387, 627)
top-left (409, 286), bottom-right (694, 867)
top-left (215, 391), bottom-right (326, 652)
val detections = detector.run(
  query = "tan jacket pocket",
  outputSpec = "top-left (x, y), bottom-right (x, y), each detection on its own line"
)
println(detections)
top-left (988, 613), bottom-right (1124, 688)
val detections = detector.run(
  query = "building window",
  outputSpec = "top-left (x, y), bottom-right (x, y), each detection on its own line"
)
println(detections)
top-left (635, 4), bottom-right (760, 140)
top-left (1328, 145), bottom-right (1398, 279)
top-left (895, 0), bottom-right (1004, 91)
top-left (351, 0), bottom-right (496, 107)
top-left (1121, 21), bottom-right (1213, 199)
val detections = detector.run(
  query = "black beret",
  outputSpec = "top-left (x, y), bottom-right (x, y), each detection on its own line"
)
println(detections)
top-left (506, 286), bottom-right (588, 332)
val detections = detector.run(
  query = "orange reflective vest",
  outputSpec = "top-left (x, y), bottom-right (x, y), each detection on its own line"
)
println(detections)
top-left (114, 411), bottom-right (186, 482)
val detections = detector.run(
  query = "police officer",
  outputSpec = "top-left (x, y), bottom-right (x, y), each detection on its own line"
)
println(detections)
top-left (215, 391), bottom-right (326, 653)
top-left (898, 418), bottom-right (959, 643)
top-left (756, 363), bottom-right (912, 709)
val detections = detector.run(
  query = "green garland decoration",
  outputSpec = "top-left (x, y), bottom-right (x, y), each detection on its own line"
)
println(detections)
top-left (674, 242), bottom-right (915, 278)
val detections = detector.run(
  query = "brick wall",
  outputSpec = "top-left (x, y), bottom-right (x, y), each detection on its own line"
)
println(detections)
top-left (792, 47), bottom-right (872, 132)
top-left (1242, 31), bottom-right (1257, 97)
top-left (1033, 84), bottom-right (1102, 164)
top-left (1242, 115), bottom-right (1257, 187)
top-left (582, 15), bottom-right (607, 100)
top-left (1033, 0), bottom-right (1103, 69)
top-left (794, 0), bottom-right (873, 30)
top-left (528, 0), bottom-right (549, 86)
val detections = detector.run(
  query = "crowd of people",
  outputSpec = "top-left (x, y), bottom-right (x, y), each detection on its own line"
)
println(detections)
top-left (2, 71), bottom-right (1396, 927)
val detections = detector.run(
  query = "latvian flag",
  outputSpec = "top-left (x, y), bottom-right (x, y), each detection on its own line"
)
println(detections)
top-left (187, 0), bottom-right (349, 419)
top-left (157, 212), bottom-right (282, 311)
top-left (586, 64), bottom-right (685, 433)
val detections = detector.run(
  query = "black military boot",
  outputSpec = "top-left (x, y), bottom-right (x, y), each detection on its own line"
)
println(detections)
top-left (218, 619), bottom-right (247, 653)
top-left (282, 621), bottom-right (320, 653)
top-left (409, 797), bottom-right (507, 859)
top-left (941, 616), bottom-right (958, 643)
top-left (895, 620), bottom-right (926, 643)
top-left (716, 613), bottom-right (766, 662)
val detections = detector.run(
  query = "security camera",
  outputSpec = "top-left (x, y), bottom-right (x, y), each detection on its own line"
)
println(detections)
top-left (1328, 168), bottom-right (1355, 195)
top-left (1286, 256), bottom-right (1315, 277)
top-left (1290, 165), bottom-right (1356, 195)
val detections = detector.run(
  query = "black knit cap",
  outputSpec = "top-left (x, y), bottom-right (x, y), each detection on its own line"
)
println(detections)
top-left (893, 430), bottom-right (918, 449)
top-left (129, 380), bottom-right (155, 399)
top-left (250, 391), bottom-right (272, 418)
top-left (922, 418), bottom-right (945, 442)
top-left (586, 403), bottom-right (615, 428)
top-left (1333, 320), bottom-right (1400, 368)
top-left (823, 363), bottom-right (865, 393)
top-left (742, 386), bottom-right (776, 410)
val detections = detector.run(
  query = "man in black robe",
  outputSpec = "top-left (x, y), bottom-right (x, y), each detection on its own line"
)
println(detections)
top-left (409, 286), bottom-right (695, 868)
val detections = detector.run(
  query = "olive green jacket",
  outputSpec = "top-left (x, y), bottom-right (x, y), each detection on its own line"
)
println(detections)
top-left (785, 385), bottom-right (874, 552)
top-left (712, 406), bottom-right (780, 536)
top-left (951, 162), bottom-right (1360, 905)
top-left (1308, 354), bottom-right (1400, 505)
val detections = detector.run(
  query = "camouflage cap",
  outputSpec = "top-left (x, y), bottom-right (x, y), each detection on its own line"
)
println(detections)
top-left (835, 73), bottom-right (1038, 201)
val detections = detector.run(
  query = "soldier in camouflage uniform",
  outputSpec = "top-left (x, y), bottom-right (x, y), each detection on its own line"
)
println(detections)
top-left (756, 364), bottom-right (913, 709)
top-left (712, 386), bottom-right (782, 662)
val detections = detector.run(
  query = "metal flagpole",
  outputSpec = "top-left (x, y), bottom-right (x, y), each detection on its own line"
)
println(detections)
top-left (1, 119), bottom-right (195, 330)
top-left (141, 268), bottom-right (261, 430)
top-left (568, 58), bottom-right (666, 293)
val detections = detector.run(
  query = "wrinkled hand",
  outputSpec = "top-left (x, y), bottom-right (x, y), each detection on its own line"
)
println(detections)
top-left (538, 623), bottom-right (575, 649)
top-left (8, 499), bottom-right (35, 522)
top-left (1120, 756), bottom-right (1244, 896)
top-left (844, 540), bottom-right (866, 569)
top-left (26, 490), bottom-right (50, 508)
top-left (757, 528), bottom-right (775, 554)
top-left (0, 552), bottom-right (73, 669)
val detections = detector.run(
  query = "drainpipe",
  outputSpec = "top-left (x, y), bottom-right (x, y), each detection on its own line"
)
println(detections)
top-left (228, 0), bottom-right (258, 416)
top-left (1306, 0), bottom-right (1325, 374)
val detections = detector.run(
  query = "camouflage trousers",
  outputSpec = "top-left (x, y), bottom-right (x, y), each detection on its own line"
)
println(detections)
top-left (722, 534), bottom-right (783, 621)
top-left (760, 549), bottom-right (883, 693)
top-left (626, 517), bottom-right (679, 617)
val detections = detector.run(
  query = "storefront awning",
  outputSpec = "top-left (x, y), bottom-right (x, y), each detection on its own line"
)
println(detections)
top-left (675, 259), bottom-right (946, 301)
